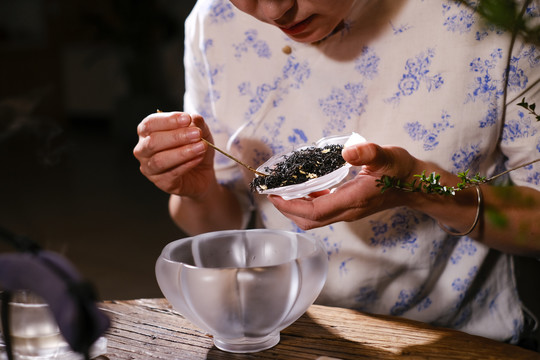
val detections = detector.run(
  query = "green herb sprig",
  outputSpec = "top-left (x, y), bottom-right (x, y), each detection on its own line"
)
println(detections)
top-left (517, 97), bottom-right (540, 121)
top-left (377, 170), bottom-right (485, 195)
top-left (377, 95), bottom-right (539, 196)
top-left (377, 158), bottom-right (540, 196)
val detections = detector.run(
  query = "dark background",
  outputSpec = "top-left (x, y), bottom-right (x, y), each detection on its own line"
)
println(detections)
top-left (0, 0), bottom-right (538, 347)
top-left (0, 0), bottom-right (196, 300)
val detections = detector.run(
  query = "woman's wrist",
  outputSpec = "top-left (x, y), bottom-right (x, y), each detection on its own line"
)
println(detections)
top-left (437, 185), bottom-right (483, 236)
top-left (169, 182), bottom-right (243, 235)
top-left (402, 160), bottom-right (483, 236)
top-left (408, 181), bottom-right (482, 237)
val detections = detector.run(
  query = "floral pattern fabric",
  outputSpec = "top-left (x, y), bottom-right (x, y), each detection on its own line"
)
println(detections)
top-left (183, 0), bottom-right (540, 343)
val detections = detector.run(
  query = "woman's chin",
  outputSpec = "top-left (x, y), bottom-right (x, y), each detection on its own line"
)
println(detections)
top-left (283, 23), bottom-right (344, 44)
top-left (284, 30), bottom-right (332, 44)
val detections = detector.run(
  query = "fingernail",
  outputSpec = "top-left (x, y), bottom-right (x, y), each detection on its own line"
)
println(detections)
top-left (342, 146), bottom-right (354, 158)
top-left (137, 122), bottom-right (147, 136)
top-left (178, 113), bottom-right (191, 125)
top-left (191, 141), bottom-right (206, 154)
top-left (187, 128), bottom-right (201, 141)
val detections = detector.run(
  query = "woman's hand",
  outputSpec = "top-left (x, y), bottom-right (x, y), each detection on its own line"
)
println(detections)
top-left (268, 142), bottom-right (420, 230)
top-left (134, 111), bottom-right (244, 234)
top-left (133, 111), bottom-right (216, 200)
top-left (269, 141), bottom-right (540, 256)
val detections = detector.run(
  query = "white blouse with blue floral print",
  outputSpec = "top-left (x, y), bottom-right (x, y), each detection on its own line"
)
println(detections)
top-left (182, 0), bottom-right (540, 343)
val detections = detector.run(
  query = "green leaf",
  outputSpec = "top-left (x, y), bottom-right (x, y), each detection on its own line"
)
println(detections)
top-left (477, 0), bottom-right (521, 29)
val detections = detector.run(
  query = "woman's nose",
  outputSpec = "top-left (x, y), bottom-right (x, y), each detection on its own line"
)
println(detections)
top-left (258, 0), bottom-right (295, 21)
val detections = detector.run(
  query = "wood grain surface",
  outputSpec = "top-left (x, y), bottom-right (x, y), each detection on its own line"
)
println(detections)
top-left (97, 298), bottom-right (539, 359)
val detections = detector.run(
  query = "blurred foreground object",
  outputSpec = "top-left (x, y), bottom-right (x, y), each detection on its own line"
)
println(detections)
top-left (0, 227), bottom-right (110, 360)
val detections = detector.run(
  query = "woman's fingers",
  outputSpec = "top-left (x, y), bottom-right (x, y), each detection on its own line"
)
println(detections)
top-left (135, 126), bottom-right (202, 158)
top-left (269, 184), bottom-right (355, 222)
top-left (140, 140), bottom-right (208, 176)
top-left (343, 143), bottom-right (416, 179)
top-left (342, 142), bottom-right (390, 169)
top-left (268, 173), bottom-right (390, 230)
top-left (147, 155), bottom-right (208, 194)
top-left (137, 112), bottom-right (191, 136)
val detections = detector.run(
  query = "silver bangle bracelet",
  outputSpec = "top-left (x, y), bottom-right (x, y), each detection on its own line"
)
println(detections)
top-left (437, 185), bottom-right (483, 237)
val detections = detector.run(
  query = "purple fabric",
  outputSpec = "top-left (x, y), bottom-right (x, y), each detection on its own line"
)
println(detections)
top-left (0, 251), bottom-right (110, 353)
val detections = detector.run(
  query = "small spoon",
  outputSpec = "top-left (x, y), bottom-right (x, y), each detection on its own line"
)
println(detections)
top-left (156, 109), bottom-right (266, 176)
top-left (200, 138), bottom-right (267, 177)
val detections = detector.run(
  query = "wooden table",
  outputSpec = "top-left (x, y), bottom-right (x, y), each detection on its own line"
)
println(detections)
top-left (97, 298), bottom-right (539, 359)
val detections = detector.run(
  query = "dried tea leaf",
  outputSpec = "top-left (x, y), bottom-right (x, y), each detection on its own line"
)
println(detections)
top-left (250, 144), bottom-right (345, 191)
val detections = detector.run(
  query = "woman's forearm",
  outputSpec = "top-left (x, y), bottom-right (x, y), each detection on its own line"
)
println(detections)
top-left (479, 185), bottom-right (540, 256)
top-left (408, 162), bottom-right (540, 257)
top-left (168, 183), bottom-right (244, 236)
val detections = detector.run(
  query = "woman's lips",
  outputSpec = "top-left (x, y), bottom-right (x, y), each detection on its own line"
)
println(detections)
top-left (279, 16), bottom-right (315, 36)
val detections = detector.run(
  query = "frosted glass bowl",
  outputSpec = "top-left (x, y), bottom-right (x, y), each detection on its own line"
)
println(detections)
top-left (155, 229), bottom-right (328, 353)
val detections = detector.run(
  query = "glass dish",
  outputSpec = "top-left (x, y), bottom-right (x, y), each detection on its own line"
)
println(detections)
top-left (254, 132), bottom-right (366, 200)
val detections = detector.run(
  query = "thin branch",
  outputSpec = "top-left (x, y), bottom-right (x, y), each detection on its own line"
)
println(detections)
top-left (486, 158), bottom-right (540, 183)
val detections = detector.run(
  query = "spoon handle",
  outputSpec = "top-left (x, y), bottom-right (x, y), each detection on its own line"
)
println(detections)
top-left (201, 138), bottom-right (267, 177)
top-left (156, 110), bottom-right (266, 177)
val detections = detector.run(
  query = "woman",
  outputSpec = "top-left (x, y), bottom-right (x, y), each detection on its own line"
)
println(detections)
top-left (134, 0), bottom-right (540, 344)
